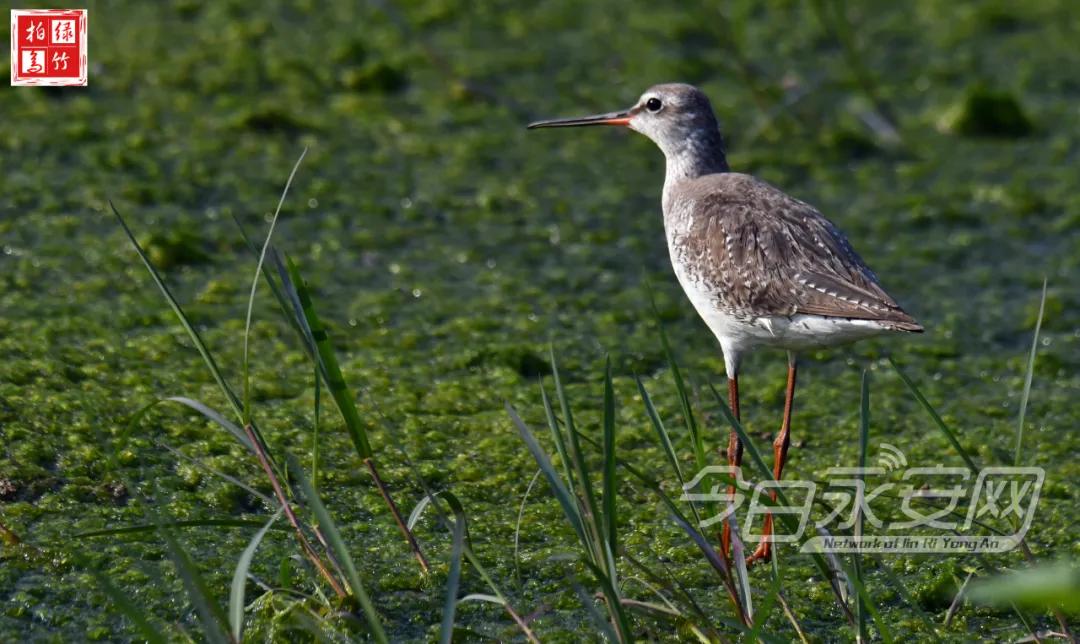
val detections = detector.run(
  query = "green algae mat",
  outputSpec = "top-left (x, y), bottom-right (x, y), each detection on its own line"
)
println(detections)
top-left (2, 1), bottom-right (1078, 640)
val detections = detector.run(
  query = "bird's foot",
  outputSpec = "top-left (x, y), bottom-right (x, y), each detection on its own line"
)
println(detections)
top-left (745, 541), bottom-right (772, 567)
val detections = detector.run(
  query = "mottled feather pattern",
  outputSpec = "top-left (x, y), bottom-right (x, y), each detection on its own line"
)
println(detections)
top-left (669, 173), bottom-right (922, 331)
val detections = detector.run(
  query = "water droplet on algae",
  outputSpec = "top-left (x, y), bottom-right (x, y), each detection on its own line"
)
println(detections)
top-left (412, 288), bottom-right (422, 298)
top-left (389, 263), bottom-right (401, 274)
top-left (308, 198), bottom-right (318, 208)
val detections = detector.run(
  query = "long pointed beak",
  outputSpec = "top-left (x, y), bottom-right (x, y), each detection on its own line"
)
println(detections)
top-left (527, 109), bottom-right (634, 129)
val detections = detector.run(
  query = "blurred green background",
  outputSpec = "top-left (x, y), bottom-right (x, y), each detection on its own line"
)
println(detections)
top-left (1, 0), bottom-right (1078, 640)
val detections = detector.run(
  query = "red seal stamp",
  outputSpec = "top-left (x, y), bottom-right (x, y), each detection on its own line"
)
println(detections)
top-left (10, 9), bottom-right (87, 86)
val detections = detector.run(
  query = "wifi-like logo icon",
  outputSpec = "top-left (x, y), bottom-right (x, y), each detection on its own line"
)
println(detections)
top-left (877, 443), bottom-right (908, 471)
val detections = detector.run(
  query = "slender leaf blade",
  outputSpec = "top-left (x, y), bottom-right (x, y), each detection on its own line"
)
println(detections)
top-left (602, 357), bottom-right (618, 558)
top-left (438, 493), bottom-right (469, 644)
top-left (164, 397), bottom-right (253, 452)
top-left (855, 370), bottom-right (870, 643)
top-left (582, 559), bottom-right (634, 643)
top-left (156, 520), bottom-right (231, 644)
top-left (229, 509), bottom-right (283, 641)
top-left (549, 349), bottom-right (604, 563)
top-left (243, 148), bottom-right (308, 422)
top-left (507, 403), bottom-right (588, 545)
top-left (86, 564), bottom-right (168, 643)
top-left (286, 454), bottom-right (387, 644)
top-left (110, 203), bottom-right (244, 427)
top-left (889, 358), bottom-right (979, 474)
top-left (284, 256), bottom-right (374, 458)
top-left (1014, 279), bottom-right (1047, 465)
top-left (655, 313), bottom-right (706, 469)
top-left (540, 383), bottom-right (579, 504)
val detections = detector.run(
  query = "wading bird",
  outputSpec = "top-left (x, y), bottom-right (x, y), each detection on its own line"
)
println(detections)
top-left (527, 83), bottom-right (921, 563)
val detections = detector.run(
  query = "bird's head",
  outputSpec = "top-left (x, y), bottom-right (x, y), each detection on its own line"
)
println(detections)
top-left (527, 83), bottom-right (723, 160)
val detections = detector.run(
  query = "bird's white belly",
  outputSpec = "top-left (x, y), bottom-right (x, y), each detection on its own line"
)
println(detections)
top-left (669, 254), bottom-right (891, 373)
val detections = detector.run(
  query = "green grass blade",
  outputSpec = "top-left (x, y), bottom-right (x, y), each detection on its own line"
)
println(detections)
top-left (855, 370), bottom-right (870, 643)
top-left (667, 502), bottom-right (748, 625)
top-left (569, 423), bottom-right (749, 628)
top-left (119, 396), bottom-right (254, 454)
top-left (164, 396), bottom-right (253, 452)
top-left (621, 552), bottom-right (723, 636)
top-left (871, 556), bottom-right (941, 639)
top-left (438, 492), bottom-right (469, 644)
top-left (968, 563), bottom-right (1080, 612)
top-left (406, 495), bottom-right (433, 531)
top-left (388, 441), bottom-right (541, 643)
top-left (160, 442), bottom-right (276, 504)
top-left (507, 402), bottom-right (588, 545)
top-left (514, 469), bottom-right (543, 586)
top-left (243, 148), bottom-right (308, 423)
top-left (664, 495), bottom-right (732, 580)
top-left (286, 454), bottom-right (387, 643)
top-left (111, 203), bottom-right (275, 467)
top-left (582, 560), bottom-right (634, 643)
top-left (229, 213), bottom-right (308, 345)
top-left (312, 362), bottom-right (322, 491)
top-left (549, 349), bottom-right (603, 558)
top-left (768, 554), bottom-right (810, 643)
top-left (635, 376), bottom-right (684, 483)
top-left (540, 382), bottom-right (579, 504)
top-left (86, 563), bottom-right (168, 643)
top-left (744, 559), bottom-right (779, 644)
top-left (283, 256), bottom-right (374, 459)
top-left (229, 509), bottom-right (283, 642)
top-left (602, 356), bottom-right (618, 559)
top-left (731, 517), bottom-right (754, 624)
top-left (570, 574), bottom-right (621, 643)
top-left (635, 376), bottom-right (703, 527)
top-left (458, 593), bottom-right (504, 605)
top-left (888, 358), bottom-right (979, 474)
top-left (653, 312), bottom-right (707, 470)
top-left (1015, 279), bottom-right (1047, 465)
top-left (75, 519), bottom-right (286, 539)
top-left (286, 609), bottom-right (341, 644)
top-left (844, 567), bottom-right (895, 644)
top-left (110, 203), bottom-right (244, 428)
top-left (270, 248), bottom-right (320, 360)
top-left (156, 518), bottom-right (231, 644)
top-left (552, 350), bottom-right (596, 510)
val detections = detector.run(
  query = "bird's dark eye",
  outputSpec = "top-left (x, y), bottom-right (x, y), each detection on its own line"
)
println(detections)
top-left (645, 97), bottom-right (663, 112)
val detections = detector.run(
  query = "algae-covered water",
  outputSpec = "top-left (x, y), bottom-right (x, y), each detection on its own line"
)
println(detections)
top-left (2, 0), bottom-right (1079, 640)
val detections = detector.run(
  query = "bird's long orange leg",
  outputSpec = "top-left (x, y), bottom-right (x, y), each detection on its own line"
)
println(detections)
top-left (720, 375), bottom-right (742, 558)
top-left (749, 355), bottom-right (797, 565)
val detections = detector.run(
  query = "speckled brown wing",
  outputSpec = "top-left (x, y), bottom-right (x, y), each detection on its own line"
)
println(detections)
top-left (680, 175), bottom-right (922, 330)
